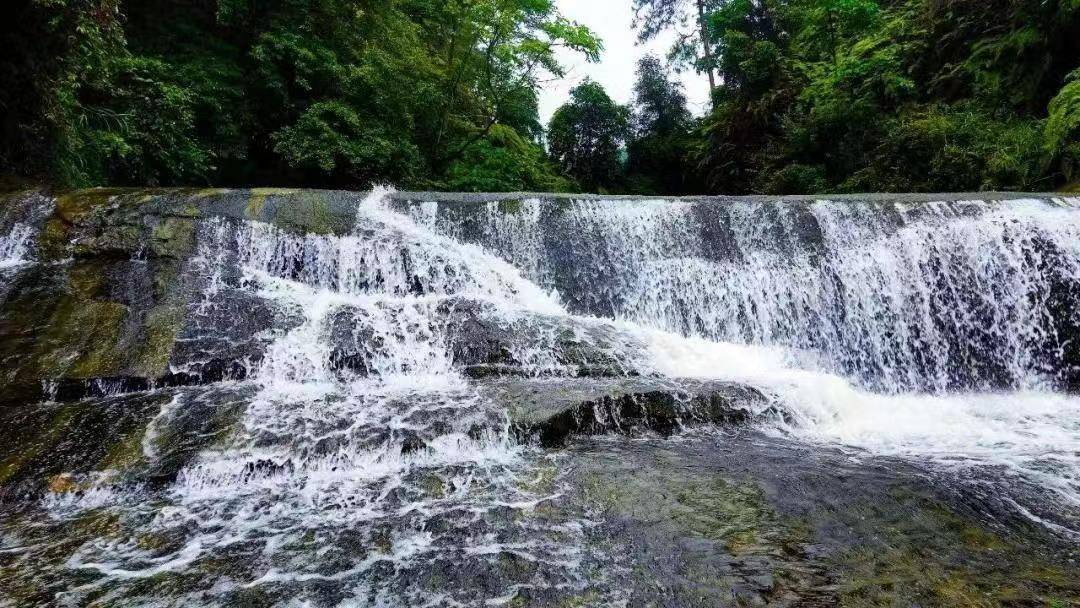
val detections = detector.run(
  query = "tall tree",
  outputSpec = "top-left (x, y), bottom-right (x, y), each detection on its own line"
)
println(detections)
top-left (632, 55), bottom-right (692, 137)
top-left (632, 0), bottom-right (718, 95)
top-left (547, 80), bottom-right (630, 192)
top-left (627, 55), bottom-right (699, 193)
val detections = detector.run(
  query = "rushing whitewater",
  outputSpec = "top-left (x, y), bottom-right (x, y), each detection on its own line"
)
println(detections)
top-left (412, 196), bottom-right (1080, 393)
top-left (1, 188), bottom-right (1078, 606)
top-left (406, 194), bottom-right (1080, 529)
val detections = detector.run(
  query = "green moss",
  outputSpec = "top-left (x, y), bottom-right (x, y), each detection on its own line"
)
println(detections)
top-left (51, 300), bottom-right (128, 379)
top-left (558, 591), bottom-right (602, 607)
top-left (245, 189), bottom-right (271, 219)
top-left (246, 188), bottom-right (298, 221)
top-left (516, 458), bottom-right (559, 495)
top-left (98, 425), bottom-right (147, 471)
top-left (129, 305), bottom-right (185, 376)
top-left (1, 267), bottom-right (135, 384)
top-left (36, 217), bottom-right (73, 260)
top-left (833, 498), bottom-right (1080, 607)
top-left (191, 188), bottom-right (229, 200)
top-left (418, 474), bottom-right (447, 498)
top-left (68, 221), bottom-right (144, 257)
top-left (55, 189), bottom-right (119, 223)
top-left (0, 407), bottom-right (79, 485)
top-left (70, 508), bottom-right (123, 538)
top-left (150, 217), bottom-right (196, 259)
top-left (271, 190), bottom-right (342, 235)
top-left (671, 478), bottom-right (785, 555)
top-left (65, 261), bottom-right (107, 300)
top-left (498, 199), bottom-right (524, 214)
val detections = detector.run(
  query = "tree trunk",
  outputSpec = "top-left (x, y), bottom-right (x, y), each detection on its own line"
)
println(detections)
top-left (696, 0), bottom-right (716, 98)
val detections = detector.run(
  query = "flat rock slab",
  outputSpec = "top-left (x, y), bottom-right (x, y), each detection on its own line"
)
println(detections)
top-left (543, 431), bottom-right (1080, 607)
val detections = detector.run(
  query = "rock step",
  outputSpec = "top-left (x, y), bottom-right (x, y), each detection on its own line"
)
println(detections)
top-left (481, 377), bottom-right (777, 447)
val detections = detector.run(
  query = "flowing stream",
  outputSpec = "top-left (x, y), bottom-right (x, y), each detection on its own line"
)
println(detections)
top-left (1, 189), bottom-right (1079, 605)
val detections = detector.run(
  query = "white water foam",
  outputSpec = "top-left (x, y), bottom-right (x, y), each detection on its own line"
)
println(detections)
top-left (415, 196), bottom-right (1080, 393)
top-left (643, 327), bottom-right (1080, 536)
top-left (0, 222), bottom-right (35, 269)
top-left (403, 193), bottom-right (1080, 535)
top-left (50, 188), bottom-right (595, 605)
top-left (31, 190), bottom-right (1080, 605)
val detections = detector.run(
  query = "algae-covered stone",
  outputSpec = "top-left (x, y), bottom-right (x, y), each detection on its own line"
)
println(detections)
top-left (557, 431), bottom-right (1080, 607)
top-left (0, 189), bottom-right (206, 402)
top-left (498, 199), bottom-right (524, 215)
top-left (0, 392), bottom-right (168, 492)
top-left (129, 305), bottom-right (186, 377)
top-left (150, 217), bottom-right (196, 259)
top-left (477, 376), bottom-right (768, 446)
top-left (271, 190), bottom-right (348, 235)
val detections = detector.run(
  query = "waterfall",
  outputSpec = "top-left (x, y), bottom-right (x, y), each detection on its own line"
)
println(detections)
top-left (0, 223), bottom-right (35, 269)
top-left (409, 196), bottom-right (1080, 394)
top-left (49, 189), bottom-right (607, 605)
top-left (0, 192), bottom-right (52, 271)
top-left (5, 189), bottom-right (1080, 605)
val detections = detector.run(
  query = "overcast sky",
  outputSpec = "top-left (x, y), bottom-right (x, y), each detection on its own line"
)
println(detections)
top-left (537, 0), bottom-right (712, 124)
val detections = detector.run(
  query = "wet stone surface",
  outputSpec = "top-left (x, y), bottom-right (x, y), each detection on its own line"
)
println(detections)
top-left (560, 431), bottom-right (1080, 607)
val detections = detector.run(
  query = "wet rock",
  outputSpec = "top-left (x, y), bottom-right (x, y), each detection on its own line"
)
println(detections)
top-left (169, 287), bottom-right (278, 384)
top-left (0, 391), bottom-right (169, 498)
top-left (563, 432), bottom-right (1080, 607)
top-left (477, 376), bottom-right (772, 447)
top-left (0, 191), bottom-right (205, 404)
top-left (399, 432), bottom-right (427, 455)
top-left (326, 308), bottom-right (380, 377)
top-left (442, 300), bottom-right (649, 377)
top-left (325, 298), bottom-right (648, 380)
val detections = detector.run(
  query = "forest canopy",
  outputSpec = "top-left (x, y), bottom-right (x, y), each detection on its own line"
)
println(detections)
top-left (1, 0), bottom-right (1078, 194)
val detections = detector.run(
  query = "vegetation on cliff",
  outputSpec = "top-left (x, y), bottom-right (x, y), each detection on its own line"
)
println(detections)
top-left (1, 0), bottom-right (1078, 194)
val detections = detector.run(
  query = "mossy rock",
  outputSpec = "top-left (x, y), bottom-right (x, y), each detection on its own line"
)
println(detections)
top-left (0, 392), bottom-right (169, 490)
top-left (268, 190), bottom-right (351, 235)
top-left (245, 187), bottom-right (298, 221)
top-left (35, 295), bottom-right (129, 379)
top-left (0, 188), bottom-right (200, 401)
top-left (128, 305), bottom-right (186, 376)
top-left (497, 199), bottom-right (524, 214)
top-left (54, 189), bottom-right (122, 223)
top-left (149, 217), bottom-right (196, 259)
top-left (833, 497), bottom-right (1080, 607)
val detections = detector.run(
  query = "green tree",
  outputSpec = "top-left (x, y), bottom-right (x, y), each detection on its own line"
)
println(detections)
top-left (2, 0), bottom-right (602, 191)
top-left (1046, 69), bottom-right (1080, 187)
top-left (626, 55), bottom-right (700, 194)
top-left (632, 0), bottom-right (720, 94)
top-left (684, 0), bottom-right (1079, 194)
top-left (547, 80), bottom-right (630, 192)
top-left (691, 0), bottom-right (795, 192)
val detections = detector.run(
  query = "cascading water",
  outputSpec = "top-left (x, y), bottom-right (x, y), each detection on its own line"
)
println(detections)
top-left (0, 223), bottom-right (35, 269)
top-left (28, 190), bottom-right (621, 606)
top-left (416, 196), bottom-right (1080, 394)
top-left (0, 191), bottom-right (51, 272)
top-left (407, 193), bottom-right (1080, 531)
top-left (2, 188), bottom-right (1079, 606)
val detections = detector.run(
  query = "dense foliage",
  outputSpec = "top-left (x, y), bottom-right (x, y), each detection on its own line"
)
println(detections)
top-left (680, 0), bottom-right (1080, 193)
top-left (626, 55), bottom-right (702, 194)
top-left (2, 0), bottom-right (1078, 193)
top-left (547, 80), bottom-right (630, 192)
top-left (2, 0), bottom-right (598, 190)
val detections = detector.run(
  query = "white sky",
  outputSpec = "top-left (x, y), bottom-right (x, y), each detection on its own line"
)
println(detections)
top-left (537, 0), bottom-right (712, 124)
